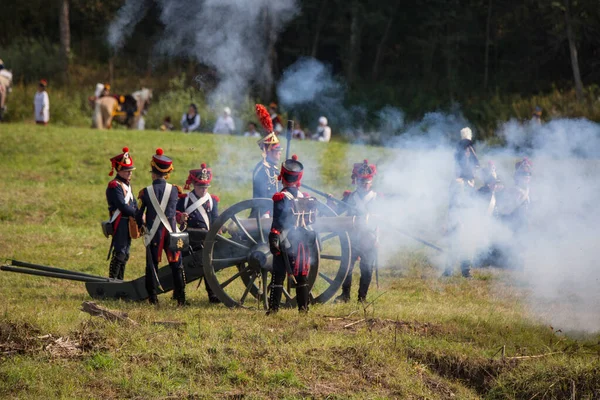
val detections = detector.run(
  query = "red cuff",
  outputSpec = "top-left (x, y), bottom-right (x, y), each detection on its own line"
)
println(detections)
top-left (270, 228), bottom-right (281, 235)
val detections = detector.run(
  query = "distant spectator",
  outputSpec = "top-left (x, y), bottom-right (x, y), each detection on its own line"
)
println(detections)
top-left (34, 79), bottom-right (49, 125)
top-left (0, 59), bottom-right (13, 115)
top-left (243, 122), bottom-right (261, 138)
top-left (160, 116), bottom-right (174, 131)
top-left (269, 102), bottom-right (283, 135)
top-left (291, 121), bottom-right (305, 140)
top-left (100, 83), bottom-right (111, 98)
top-left (531, 106), bottom-right (542, 125)
top-left (181, 103), bottom-right (201, 133)
top-left (312, 116), bottom-right (331, 142)
top-left (213, 107), bottom-right (235, 134)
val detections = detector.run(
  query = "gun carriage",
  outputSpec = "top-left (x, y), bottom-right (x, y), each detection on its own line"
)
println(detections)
top-left (1, 197), bottom-right (366, 309)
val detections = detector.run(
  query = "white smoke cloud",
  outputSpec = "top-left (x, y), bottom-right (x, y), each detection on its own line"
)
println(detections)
top-left (107, 0), bottom-right (150, 51)
top-left (108, 0), bottom-right (299, 107)
top-left (373, 118), bottom-right (600, 333)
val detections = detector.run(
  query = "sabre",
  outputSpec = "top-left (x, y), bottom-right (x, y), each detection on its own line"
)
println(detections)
top-left (302, 183), bottom-right (444, 253)
top-left (285, 119), bottom-right (293, 160)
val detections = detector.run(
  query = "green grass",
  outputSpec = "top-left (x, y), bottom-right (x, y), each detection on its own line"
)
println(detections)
top-left (0, 124), bottom-right (598, 399)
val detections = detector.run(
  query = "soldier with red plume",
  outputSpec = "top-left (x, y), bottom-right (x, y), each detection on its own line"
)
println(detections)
top-left (135, 148), bottom-right (187, 306)
top-left (330, 160), bottom-right (380, 303)
top-left (267, 154), bottom-right (318, 314)
top-left (105, 147), bottom-right (138, 280)
top-left (251, 104), bottom-right (282, 218)
top-left (176, 163), bottom-right (221, 303)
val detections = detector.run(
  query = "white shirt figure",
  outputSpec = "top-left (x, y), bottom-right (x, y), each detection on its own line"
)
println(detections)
top-left (243, 123), bottom-right (261, 138)
top-left (213, 107), bottom-right (235, 134)
top-left (34, 88), bottom-right (49, 123)
top-left (312, 116), bottom-right (331, 142)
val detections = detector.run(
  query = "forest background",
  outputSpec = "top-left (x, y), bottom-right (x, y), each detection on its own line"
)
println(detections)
top-left (1, 0), bottom-right (599, 140)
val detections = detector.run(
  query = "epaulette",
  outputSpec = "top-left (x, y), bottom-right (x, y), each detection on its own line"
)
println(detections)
top-left (108, 180), bottom-right (119, 189)
top-left (342, 190), bottom-right (352, 198)
top-left (174, 185), bottom-right (186, 198)
top-left (273, 192), bottom-right (285, 202)
top-left (137, 188), bottom-right (145, 199)
top-left (211, 194), bottom-right (220, 202)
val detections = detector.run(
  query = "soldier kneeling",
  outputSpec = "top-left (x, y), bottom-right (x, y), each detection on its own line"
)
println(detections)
top-left (267, 155), bottom-right (318, 314)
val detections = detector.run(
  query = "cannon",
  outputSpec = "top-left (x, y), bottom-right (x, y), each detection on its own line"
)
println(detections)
top-left (1, 198), bottom-right (364, 309)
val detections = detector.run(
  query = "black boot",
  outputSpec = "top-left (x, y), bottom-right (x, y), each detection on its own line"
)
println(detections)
top-left (267, 284), bottom-right (283, 315)
top-left (358, 266), bottom-right (373, 303)
top-left (108, 253), bottom-right (120, 279)
top-left (358, 282), bottom-right (369, 303)
top-left (148, 293), bottom-right (159, 305)
top-left (205, 278), bottom-right (220, 303)
top-left (461, 261), bottom-right (472, 278)
top-left (172, 268), bottom-right (188, 306)
top-left (117, 253), bottom-right (128, 281)
top-left (335, 286), bottom-right (351, 303)
top-left (177, 287), bottom-right (188, 307)
top-left (296, 276), bottom-right (309, 313)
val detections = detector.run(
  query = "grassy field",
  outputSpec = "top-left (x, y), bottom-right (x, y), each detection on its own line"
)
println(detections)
top-left (0, 124), bottom-right (599, 399)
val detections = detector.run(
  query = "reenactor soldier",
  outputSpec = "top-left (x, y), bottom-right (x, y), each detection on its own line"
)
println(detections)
top-left (251, 104), bottom-right (282, 218)
top-left (444, 127), bottom-right (480, 277)
top-left (332, 160), bottom-right (380, 303)
top-left (105, 147), bottom-right (138, 280)
top-left (497, 158), bottom-right (532, 233)
top-left (531, 106), bottom-right (543, 125)
top-left (136, 148), bottom-right (187, 306)
top-left (176, 163), bottom-right (221, 303)
top-left (488, 158), bottom-right (533, 270)
top-left (475, 161), bottom-right (504, 268)
top-left (267, 155), bottom-right (318, 314)
top-left (478, 161), bottom-right (503, 217)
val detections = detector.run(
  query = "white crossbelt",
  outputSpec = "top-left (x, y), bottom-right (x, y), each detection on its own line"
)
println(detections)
top-left (350, 190), bottom-right (377, 214)
top-left (109, 182), bottom-right (133, 223)
top-left (184, 192), bottom-right (212, 231)
top-left (144, 184), bottom-right (173, 246)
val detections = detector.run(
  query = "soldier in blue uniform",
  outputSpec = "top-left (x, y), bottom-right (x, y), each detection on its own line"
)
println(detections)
top-left (331, 160), bottom-right (380, 303)
top-left (176, 163), bottom-right (220, 303)
top-left (136, 148), bottom-right (186, 305)
top-left (268, 155), bottom-right (318, 314)
top-left (251, 104), bottom-right (282, 218)
top-left (443, 127), bottom-right (481, 278)
top-left (105, 147), bottom-right (138, 280)
top-left (497, 158), bottom-right (532, 234)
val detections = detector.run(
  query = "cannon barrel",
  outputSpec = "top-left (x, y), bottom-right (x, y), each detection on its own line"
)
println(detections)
top-left (9, 260), bottom-right (111, 280)
top-left (0, 265), bottom-right (112, 283)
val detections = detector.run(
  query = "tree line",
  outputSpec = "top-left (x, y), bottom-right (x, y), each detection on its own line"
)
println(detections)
top-left (1, 0), bottom-right (599, 131)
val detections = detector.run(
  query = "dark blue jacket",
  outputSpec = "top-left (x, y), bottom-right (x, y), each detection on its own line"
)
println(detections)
top-left (136, 179), bottom-right (180, 238)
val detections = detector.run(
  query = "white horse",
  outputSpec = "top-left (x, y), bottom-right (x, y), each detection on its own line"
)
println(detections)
top-left (92, 88), bottom-right (152, 130)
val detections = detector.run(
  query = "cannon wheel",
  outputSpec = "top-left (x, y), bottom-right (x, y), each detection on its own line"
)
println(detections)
top-left (202, 198), bottom-right (351, 309)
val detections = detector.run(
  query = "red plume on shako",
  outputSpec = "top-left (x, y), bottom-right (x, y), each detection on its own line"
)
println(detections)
top-left (255, 104), bottom-right (281, 153)
top-left (108, 146), bottom-right (135, 176)
top-left (255, 104), bottom-right (273, 133)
